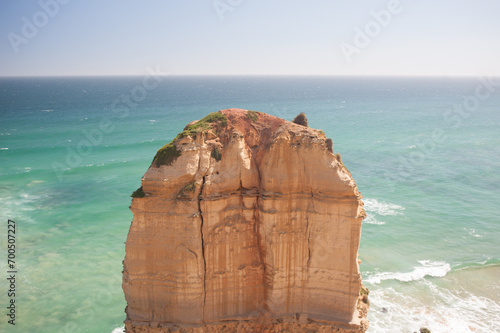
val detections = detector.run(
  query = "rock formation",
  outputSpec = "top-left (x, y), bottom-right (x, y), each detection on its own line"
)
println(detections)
top-left (122, 109), bottom-right (368, 332)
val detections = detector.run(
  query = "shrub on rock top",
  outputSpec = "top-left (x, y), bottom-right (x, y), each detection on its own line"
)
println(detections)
top-left (292, 112), bottom-right (308, 127)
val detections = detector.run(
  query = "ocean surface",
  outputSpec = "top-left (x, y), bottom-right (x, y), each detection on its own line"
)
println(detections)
top-left (1, 76), bottom-right (499, 333)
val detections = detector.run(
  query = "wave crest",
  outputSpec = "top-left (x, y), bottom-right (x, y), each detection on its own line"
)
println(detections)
top-left (365, 260), bottom-right (451, 284)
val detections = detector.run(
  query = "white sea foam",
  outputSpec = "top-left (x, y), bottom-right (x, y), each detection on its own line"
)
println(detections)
top-left (362, 198), bottom-right (404, 216)
top-left (0, 192), bottom-right (39, 224)
top-left (368, 282), bottom-right (500, 332)
top-left (365, 260), bottom-right (451, 284)
top-left (363, 199), bottom-right (405, 225)
top-left (111, 327), bottom-right (125, 333)
top-left (362, 198), bottom-right (404, 226)
top-left (0, 147), bottom-right (8, 150)
top-left (364, 213), bottom-right (386, 225)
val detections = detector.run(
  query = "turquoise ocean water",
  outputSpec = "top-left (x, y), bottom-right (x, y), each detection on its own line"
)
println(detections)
top-left (1, 76), bottom-right (499, 332)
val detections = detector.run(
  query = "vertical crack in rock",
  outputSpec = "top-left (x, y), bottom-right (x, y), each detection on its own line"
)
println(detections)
top-left (198, 175), bottom-right (207, 322)
top-left (306, 189), bottom-right (314, 270)
top-left (306, 213), bottom-right (311, 269)
top-left (254, 196), bottom-right (266, 282)
top-left (253, 158), bottom-right (268, 304)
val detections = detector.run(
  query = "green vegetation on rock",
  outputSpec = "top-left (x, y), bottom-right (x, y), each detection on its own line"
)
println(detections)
top-left (131, 186), bottom-right (145, 198)
top-left (187, 112), bottom-right (227, 134)
top-left (246, 110), bottom-right (259, 122)
top-left (176, 112), bottom-right (228, 140)
top-left (153, 143), bottom-right (181, 167)
top-left (177, 181), bottom-right (196, 199)
top-left (292, 112), bottom-right (308, 127)
top-left (152, 112), bottom-right (227, 168)
top-left (211, 146), bottom-right (222, 161)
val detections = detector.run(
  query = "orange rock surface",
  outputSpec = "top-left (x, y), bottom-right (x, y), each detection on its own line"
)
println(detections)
top-left (122, 109), bottom-right (368, 332)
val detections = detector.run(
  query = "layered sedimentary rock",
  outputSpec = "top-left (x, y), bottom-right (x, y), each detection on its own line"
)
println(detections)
top-left (123, 109), bottom-right (368, 332)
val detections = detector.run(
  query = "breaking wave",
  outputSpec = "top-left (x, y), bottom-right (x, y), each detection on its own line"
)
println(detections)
top-left (363, 198), bottom-right (405, 216)
top-left (362, 198), bottom-right (404, 225)
top-left (365, 260), bottom-right (451, 284)
top-left (368, 282), bottom-right (500, 332)
top-left (364, 213), bottom-right (386, 225)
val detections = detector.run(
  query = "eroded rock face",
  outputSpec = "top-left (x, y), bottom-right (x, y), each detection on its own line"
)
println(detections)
top-left (123, 109), bottom-right (368, 332)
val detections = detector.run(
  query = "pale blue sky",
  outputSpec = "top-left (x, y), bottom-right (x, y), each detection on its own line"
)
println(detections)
top-left (1, 0), bottom-right (499, 76)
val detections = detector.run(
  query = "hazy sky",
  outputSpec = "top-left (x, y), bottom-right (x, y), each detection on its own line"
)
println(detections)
top-left (1, 0), bottom-right (499, 77)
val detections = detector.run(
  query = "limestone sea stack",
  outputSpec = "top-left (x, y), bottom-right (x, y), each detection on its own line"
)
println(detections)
top-left (122, 109), bottom-right (368, 332)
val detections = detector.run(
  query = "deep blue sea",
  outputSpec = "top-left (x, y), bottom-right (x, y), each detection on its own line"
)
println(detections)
top-left (1, 76), bottom-right (499, 333)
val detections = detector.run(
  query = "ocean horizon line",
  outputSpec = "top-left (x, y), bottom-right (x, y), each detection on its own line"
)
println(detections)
top-left (1, 73), bottom-right (498, 79)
